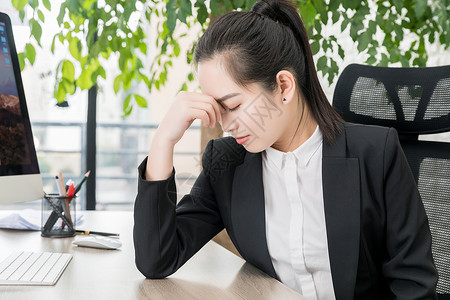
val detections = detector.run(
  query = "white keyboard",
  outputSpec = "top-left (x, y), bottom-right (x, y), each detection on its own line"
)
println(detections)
top-left (0, 251), bottom-right (72, 285)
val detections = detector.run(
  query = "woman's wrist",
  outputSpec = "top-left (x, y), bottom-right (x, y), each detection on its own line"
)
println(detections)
top-left (145, 132), bottom-right (175, 181)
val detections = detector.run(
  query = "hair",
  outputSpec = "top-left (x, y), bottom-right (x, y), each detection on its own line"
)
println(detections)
top-left (193, 0), bottom-right (344, 144)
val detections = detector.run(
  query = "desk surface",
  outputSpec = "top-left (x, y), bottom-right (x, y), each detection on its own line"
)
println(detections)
top-left (0, 211), bottom-right (305, 300)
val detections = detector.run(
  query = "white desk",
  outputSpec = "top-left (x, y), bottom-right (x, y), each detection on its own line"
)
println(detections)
top-left (0, 211), bottom-right (305, 299)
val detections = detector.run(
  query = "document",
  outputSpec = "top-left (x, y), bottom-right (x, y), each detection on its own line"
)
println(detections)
top-left (0, 209), bottom-right (84, 230)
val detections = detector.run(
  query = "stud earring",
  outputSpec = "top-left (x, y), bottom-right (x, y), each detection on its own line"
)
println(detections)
top-left (282, 97), bottom-right (287, 102)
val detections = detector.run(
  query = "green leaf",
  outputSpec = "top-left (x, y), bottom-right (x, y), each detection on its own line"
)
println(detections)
top-left (124, 0), bottom-right (137, 21)
top-left (312, 0), bottom-right (327, 24)
top-left (310, 40), bottom-right (320, 55)
top-left (317, 56), bottom-right (327, 71)
top-left (43, 0), bottom-right (51, 11)
top-left (54, 81), bottom-right (66, 102)
top-left (233, 0), bottom-right (245, 8)
top-left (173, 42), bottom-right (180, 56)
top-left (178, 9), bottom-right (188, 24)
top-left (180, 0), bottom-right (192, 15)
top-left (400, 55), bottom-right (409, 67)
top-left (338, 46), bottom-right (344, 59)
top-left (19, 10), bottom-right (25, 22)
top-left (366, 56), bottom-right (376, 65)
top-left (122, 104), bottom-right (133, 117)
top-left (179, 82), bottom-right (188, 92)
top-left (18, 52), bottom-right (25, 71)
top-left (29, 19), bottom-right (42, 45)
top-left (195, 3), bottom-right (208, 24)
top-left (166, 8), bottom-right (177, 35)
top-left (134, 94), bottom-right (148, 108)
top-left (300, 2), bottom-right (317, 30)
top-left (98, 66), bottom-right (106, 79)
top-left (414, 0), bottom-right (427, 19)
top-left (341, 18), bottom-right (350, 32)
top-left (25, 43), bottom-right (36, 65)
top-left (51, 35), bottom-right (57, 54)
top-left (77, 66), bottom-right (94, 90)
top-left (12, 0), bottom-right (28, 10)
top-left (210, 0), bottom-right (221, 17)
top-left (245, 0), bottom-right (257, 10)
top-left (61, 60), bottom-right (75, 81)
top-left (37, 10), bottom-right (45, 22)
top-left (139, 43), bottom-right (147, 55)
top-left (62, 78), bottom-right (75, 95)
top-left (123, 94), bottom-right (132, 109)
top-left (69, 37), bottom-right (82, 60)
top-left (113, 75), bottom-right (122, 94)
top-left (29, 0), bottom-right (39, 9)
top-left (357, 31), bottom-right (370, 52)
top-left (57, 3), bottom-right (67, 25)
top-left (332, 11), bottom-right (340, 24)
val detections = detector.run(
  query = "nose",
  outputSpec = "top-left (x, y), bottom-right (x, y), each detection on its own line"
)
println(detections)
top-left (220, 112), bottom-right (237, 134)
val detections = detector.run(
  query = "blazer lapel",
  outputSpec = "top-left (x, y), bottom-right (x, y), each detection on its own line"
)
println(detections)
top-left (322, 128), bottom-right (361, 300)
top-left (230, 152), bottom-right (277, 278)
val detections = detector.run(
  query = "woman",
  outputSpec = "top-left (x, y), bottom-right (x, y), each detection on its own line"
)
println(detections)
top-left (133, 0), bottom-right (438, 299)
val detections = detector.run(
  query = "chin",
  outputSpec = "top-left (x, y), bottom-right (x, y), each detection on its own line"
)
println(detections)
top-left (241, 140), bottom-right (269, 153)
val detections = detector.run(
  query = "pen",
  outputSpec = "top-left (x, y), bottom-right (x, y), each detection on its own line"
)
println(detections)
top-left (59, 172), bottom-right (73, 227)
top-left (55, 176), bottom-right (63, 195)
top-left (74, 170), bottom-right (90, 194)
top-left (44, 176), bottom-right (65, 231)
top-left (75, 230), bottom-right (120, 238)
top-left (67, 183), bottom-right (75, 203)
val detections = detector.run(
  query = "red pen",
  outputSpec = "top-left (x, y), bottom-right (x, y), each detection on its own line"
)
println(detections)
top-left (63, 182), bottom-right (75, 228)
top-left (67, 183), bottom-right (75, 202)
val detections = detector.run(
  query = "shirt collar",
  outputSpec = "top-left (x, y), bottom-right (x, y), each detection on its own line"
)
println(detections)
top-left (264, 126), bottom-right (323, 170)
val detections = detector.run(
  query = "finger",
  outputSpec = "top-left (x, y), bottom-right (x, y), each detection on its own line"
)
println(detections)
top-left (190, 101), bottom-right (217, 127)
top-left (189, 108), bottom-right (211, 128)
top-left (178, 92), bottom-right (223, 127)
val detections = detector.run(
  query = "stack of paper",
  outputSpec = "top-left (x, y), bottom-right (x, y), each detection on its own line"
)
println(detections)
top-left (0, 209), bottom-right (84, 230)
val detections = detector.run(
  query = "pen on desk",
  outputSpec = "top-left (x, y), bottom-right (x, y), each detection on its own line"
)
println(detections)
top-left (75, 230), bottom-right (120, 238)
top-left (74, 170), bottom-right (90, 194)
top-left (44, 176), bottom-right (65, 231)
top-left (55, 176), bottom-right (63, 195)
top-left (59, 172), bottom-right (73, 227)
top-left (67, 182), bottom-right (75, 203)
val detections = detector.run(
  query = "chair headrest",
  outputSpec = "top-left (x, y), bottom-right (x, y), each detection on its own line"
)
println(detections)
top-left (332, 63), bottom-right (450, 135)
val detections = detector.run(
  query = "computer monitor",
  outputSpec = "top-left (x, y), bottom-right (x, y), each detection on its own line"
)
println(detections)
top-left (0, 12), bottom-right (44, 204)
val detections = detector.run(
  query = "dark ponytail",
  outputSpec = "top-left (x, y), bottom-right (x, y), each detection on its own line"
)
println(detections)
top-left (194, 0), bottom-right (343, 144)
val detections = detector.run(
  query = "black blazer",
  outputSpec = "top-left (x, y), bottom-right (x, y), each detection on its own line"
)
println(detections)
top-left (134, 123), bottom-right (438, 300)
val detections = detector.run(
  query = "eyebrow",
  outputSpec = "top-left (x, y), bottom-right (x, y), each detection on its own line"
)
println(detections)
top-left (216, 93), bottom-right (240, 103)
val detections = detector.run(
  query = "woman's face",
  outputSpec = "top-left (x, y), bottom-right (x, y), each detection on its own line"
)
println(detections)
top-left (198, 58), bottom-right (291, 153)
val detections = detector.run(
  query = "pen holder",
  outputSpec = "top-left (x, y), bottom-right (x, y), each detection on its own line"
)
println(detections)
top-left (41, 194), bottom-right (77, 238)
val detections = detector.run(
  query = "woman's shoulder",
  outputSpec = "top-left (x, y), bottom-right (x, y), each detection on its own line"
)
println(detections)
top-left (342, 122), bottom-right (399, 154)
top-left (343, 122), bottom-right (396, 142)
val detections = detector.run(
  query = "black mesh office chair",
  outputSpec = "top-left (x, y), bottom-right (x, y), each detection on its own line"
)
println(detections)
top-left (332, 63), bottom-right (450, 299)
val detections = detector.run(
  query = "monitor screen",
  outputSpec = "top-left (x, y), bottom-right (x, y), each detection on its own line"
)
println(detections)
top-left (0, 12), bottom-right (43, 204)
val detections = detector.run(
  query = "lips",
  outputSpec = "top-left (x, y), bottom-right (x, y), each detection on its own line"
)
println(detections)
top-left (234, 135), bottom-right (250, 145)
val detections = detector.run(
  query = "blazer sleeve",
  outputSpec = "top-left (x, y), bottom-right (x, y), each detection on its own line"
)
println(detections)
top-left (133, 140), bottom-right (224, 278)
top-left (382, 128), bottom-right (438, 299)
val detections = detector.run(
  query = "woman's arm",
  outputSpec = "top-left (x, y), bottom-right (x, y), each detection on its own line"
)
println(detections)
top-left (133, 91), bottom-right (225, 278)
top-left (382, 128), bottom-right (438, 299)
top-left (133, 139), bottom-right (224, 278)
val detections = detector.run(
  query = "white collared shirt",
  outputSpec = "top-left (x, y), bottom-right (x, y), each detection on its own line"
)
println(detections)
top-left (262, 126), bottom-right (336, 300)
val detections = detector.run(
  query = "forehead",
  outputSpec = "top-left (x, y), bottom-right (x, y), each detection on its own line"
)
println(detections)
top-left (197, 58), bottom-right (262, 99)
top-left (197, 58), bottom-right (239, 98)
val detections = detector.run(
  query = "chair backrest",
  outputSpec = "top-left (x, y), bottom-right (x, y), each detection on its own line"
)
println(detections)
top-left (332, 63), bottom-right (450, 296)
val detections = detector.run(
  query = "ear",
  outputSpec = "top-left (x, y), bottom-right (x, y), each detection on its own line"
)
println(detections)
top-left (275, 70), bottom-right (296, 103)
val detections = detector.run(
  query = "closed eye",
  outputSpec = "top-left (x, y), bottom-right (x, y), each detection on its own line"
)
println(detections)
top-left (228, 104), bottom-right (240, 112)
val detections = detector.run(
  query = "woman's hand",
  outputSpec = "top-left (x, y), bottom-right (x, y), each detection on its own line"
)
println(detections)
top-left (156, 91), bottom-right (224, 147)
top-left (145, 91), bottom-right (224, 181)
